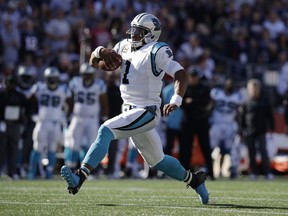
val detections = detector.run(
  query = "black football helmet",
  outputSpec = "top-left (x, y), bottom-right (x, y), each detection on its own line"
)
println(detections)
top-left (17, 66), bottom-right (36, 89)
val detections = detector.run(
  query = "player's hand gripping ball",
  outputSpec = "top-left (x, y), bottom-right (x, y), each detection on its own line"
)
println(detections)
top-left (98, 48), bottom-right (122, 71)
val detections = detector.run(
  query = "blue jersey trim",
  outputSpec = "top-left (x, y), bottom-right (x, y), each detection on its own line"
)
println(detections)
top-left (114, 110), bottom-right (155, 131)
top-left (151, 42), bottom-right (168, 77)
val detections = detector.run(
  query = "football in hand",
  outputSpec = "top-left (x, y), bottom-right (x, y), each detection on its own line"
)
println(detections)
top-left (98, 49), bottom-right (122, 71)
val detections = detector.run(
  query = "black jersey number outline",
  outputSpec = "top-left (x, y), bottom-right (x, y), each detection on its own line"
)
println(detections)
top-left (122, 60), bottom-right (131, 84)
top-left (76, 92), bottom-right (96, 105)
top-left (40, 94), bottom-right (60, 107)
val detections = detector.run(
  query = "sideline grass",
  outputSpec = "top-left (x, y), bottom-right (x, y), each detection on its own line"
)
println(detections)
top-left (0, 176), bottom-right (288, 216)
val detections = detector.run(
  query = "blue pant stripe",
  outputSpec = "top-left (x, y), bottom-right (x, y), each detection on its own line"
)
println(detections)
top-left (115, 110), bottom-right (155, 131)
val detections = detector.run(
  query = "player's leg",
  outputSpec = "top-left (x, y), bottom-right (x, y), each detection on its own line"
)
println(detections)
top-left (131, 130), bottom-right (209, 204)
top-left (224, 122), bottom-right (239, 178)
top-left (209, 124), bottom-right (223, 177)
top-left (124, 138), bottom-right (142, 178)
top-left (46, 122), bottom-right (62, 179)
top-left (81, 118), bottom-right (98, 165)
top-left (60, 124), bottom-right (114, 194)
top-left (64, 117), bottom-right (84, 170)
top-left (61, 108), bottom-right (157, 194)
top-left (230, 134), bottom-right (241, 179)
top-left (28, 122), bottom-right (46, 180)
top-left (21, 120), bottom-right (35, 177)
top-left (87, 108), bottom-right (156, 165)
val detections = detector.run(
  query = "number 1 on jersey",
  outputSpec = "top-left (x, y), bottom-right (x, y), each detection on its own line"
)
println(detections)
top-left (122, 60), bottom-right (131, 84)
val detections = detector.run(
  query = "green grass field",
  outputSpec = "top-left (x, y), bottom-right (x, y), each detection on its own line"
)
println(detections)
top-left (0, 176), bottom-right (287, 216)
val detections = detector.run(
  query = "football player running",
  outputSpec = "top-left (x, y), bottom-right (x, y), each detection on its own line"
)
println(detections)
top-left (28, 67), bottom-right (71, 179)
top-left (61, 13), bottom-right (209, 204)
top-left (64, 63), bottom-right (108, 171)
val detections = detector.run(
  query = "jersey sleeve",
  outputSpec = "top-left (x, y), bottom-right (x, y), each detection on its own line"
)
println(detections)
top-left (155, 44), bottom-right (184, 78)
top-left (113, 39), bottom-right (126, 54)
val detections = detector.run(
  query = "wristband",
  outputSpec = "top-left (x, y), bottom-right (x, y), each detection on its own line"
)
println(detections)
top-left (92, 46), bottom-right (104, 58)
top-left (169, 94), bottom-right (183, 107)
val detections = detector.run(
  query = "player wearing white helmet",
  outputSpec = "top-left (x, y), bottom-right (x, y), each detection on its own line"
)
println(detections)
top-left (28, 67), bottom-right (71, 179)
top-left (64, 63), bottom-right (108, 171)
top-left (209, 79), bottom-right (244, 178)
top-left (61, 13), bottom-right (209, 204)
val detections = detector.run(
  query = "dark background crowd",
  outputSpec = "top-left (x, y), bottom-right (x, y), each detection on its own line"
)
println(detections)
top-left (0, 0), bottom-right (288, 180)
top-left (0, 0), bottom-right (288, 87)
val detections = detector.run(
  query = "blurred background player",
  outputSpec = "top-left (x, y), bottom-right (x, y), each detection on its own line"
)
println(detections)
top-left (209, 78), bottom-right (243, 178)
top-left (28, 67), bottom-right (71, 179)
top-left (16, 65), bottom-right (38, 178)
top-left (64, 63), bottom-right (108, 172)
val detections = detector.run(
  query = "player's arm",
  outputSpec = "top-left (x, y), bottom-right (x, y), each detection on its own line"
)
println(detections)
top-left (163, 69), bottom-right (188, 116)
top-left (64, 82), bottom-right (74, 120)
top-left (89, 46), bottom-right (122, 70)
top-left (151, 44), bottom-right (188, 116)
top-left (65, 95), bottom-right (74, 119)
top-left (173, 69), bottom-right (187, 99)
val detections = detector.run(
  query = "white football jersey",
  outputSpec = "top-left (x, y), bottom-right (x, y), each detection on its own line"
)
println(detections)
top-left (114, 40), bottom-right (183, 107)
top-left (32, 82), bottom-right (71, 121)
top-left (69, 77), bottom-right (106, 117)
top-left (210, 88), bottom-right (243, 123)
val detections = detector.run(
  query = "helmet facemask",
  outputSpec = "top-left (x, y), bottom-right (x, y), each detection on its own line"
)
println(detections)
top-left (82, 73), bottom-right (95, 87)
top-left (19, 74), bottom-right (35, 89)
top-left (127, 25), bottom-right (152, 48)
top-left (46, 76), bottom-right (59, 90)
top-left (80, 63), bottom-right (95, 87)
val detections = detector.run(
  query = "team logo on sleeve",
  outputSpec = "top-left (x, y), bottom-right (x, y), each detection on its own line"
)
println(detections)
top-left (165, 48), bottom-right (172, 58)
